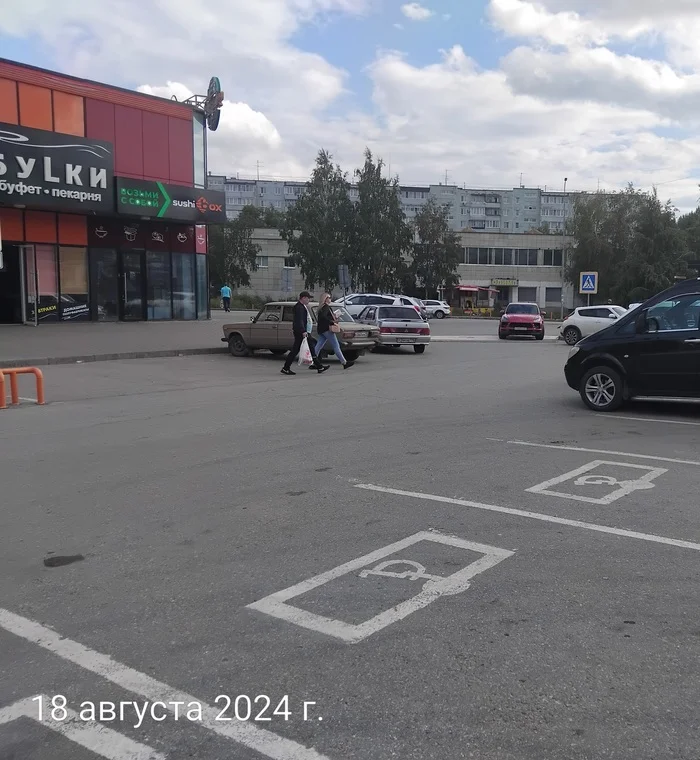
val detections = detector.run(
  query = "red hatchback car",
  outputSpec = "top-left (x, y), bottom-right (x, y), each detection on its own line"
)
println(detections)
top-left (498, 302), bottom-right (545, 340)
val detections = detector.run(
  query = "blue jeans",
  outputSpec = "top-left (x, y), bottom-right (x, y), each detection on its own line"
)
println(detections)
top-left (315, 331), bottom-right (347, 364)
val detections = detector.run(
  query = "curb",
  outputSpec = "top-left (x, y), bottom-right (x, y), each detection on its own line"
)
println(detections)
top-left (0, 347), bottom-right (228, 369)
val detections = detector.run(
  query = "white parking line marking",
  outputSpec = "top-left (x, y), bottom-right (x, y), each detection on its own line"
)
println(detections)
top-left (526, 460), bottom-right (667, 505)
top-left (0, 696), bottom-right (163, 760)
top-left (354, 484), bottom-right (700, 552)
top-left (506, 440), bottom-right (700, 467)
top-left (247, 532), bottom-right (513, 644)
top-left (600, 414), bottom-right (700, 427)
top-left (0, 609), bottom-right (331, 760)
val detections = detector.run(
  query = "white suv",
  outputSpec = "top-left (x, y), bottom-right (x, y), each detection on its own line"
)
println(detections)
top-left (422, 300), bottom-right (451, 319)
top-left (559, 305), bottom-right (628, 345)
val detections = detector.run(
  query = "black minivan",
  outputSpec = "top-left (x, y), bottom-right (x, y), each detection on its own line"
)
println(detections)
top-left (564, 277), bottom-right (700, 411)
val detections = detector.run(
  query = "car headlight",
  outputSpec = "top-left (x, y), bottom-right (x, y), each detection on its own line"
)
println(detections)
top-left (567, 347), bottom-right (580, 360)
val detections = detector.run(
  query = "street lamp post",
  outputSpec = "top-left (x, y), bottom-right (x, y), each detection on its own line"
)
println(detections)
top-left (560, 177), bottom-right (568, 321)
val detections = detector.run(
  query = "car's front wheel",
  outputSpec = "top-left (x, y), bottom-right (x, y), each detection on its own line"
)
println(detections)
top-left (580, 366), bottom-right (624, 412)
top-left (228, 334), bottom-right (250, 357)
top-left (563, 326), bottom-right (582, 345)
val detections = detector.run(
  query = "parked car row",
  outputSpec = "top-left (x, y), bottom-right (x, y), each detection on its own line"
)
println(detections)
top-left (221, 301), bottom-right (432, 360)
top-left (339, 293), bottom-right (452, 320)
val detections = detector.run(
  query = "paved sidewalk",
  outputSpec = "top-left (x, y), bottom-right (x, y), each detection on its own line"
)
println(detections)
top-left (0, 311), bottom-right (250, 368)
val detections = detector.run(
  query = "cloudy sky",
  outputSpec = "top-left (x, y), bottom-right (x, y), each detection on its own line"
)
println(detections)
top-left (2, 0), bottom-right (700, 211)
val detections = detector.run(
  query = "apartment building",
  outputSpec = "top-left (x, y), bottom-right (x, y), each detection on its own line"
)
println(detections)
top-left (207, 173), bottom-right (575, 234)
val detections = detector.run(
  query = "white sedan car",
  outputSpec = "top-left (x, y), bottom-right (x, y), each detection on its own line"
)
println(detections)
top-left (559, 304), bottom-right (628, 345)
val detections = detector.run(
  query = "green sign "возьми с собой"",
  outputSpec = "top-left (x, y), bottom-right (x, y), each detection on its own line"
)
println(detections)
top-left (115, 178), bottom-right (226, 223)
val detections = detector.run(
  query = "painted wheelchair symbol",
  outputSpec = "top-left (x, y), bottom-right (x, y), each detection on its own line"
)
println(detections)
top-left (358, 560), bottom-right (468, 595)
top-left (573, 474), bottom-right (656, 492)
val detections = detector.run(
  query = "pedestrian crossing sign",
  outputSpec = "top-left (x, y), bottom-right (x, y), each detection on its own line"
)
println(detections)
top-left (579, 271), bottom-right (598, 294)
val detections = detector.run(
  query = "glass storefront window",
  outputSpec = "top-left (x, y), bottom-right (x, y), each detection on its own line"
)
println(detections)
top-left (172, 252), bottom-right (196, 320)
top-left (35, 244), bottom-right (59, 322)
top-left (59, 246), bottom-right (90, 321)
top-left (147, 252), bottom-right (172, 320)
top-left (90, 249), bottom-right (119, 321)
top-left (193, 112), bottom-right (205, 188)
top-left (196, 254), bottom-right (208, 319)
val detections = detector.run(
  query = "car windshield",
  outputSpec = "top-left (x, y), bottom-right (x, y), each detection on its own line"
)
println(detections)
top-left (378, 307), bottom-right (422, 320)
top-left (506, 304), bottom-right (539, 315)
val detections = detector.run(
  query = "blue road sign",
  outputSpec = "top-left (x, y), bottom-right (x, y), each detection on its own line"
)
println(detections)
top-left (579, 271), bottom-right (598, 295)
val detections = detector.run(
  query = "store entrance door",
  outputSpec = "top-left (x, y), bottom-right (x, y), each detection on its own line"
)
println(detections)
top-left (0, 244), bottom-right (27, 324)
top-left (20, 245), bottom-right (38, 326)
top-left (119, 251), bottom-right (145, 321)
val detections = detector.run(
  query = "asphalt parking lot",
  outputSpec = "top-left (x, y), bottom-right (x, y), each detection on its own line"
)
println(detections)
top-left (1, 341), bottom-right (699, 760)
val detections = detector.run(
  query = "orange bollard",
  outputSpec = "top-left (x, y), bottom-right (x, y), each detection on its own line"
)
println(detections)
top-left (0, 366), bottom-right (45, 407)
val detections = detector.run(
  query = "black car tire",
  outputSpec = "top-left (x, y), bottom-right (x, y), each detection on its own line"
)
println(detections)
top-left (435, 310), bottom-right (445, 319)
top-left (414, 345), bottom-right (426, 354)
top-left (228, 334), bottom-right (249, 357)
top-left (579, 365), bottom-right (624, 412)
top-left (498, 331), bottom-right (506, 340)
top-left (536, 332), bottom-right (545, 341)
top-left (270, 349), bottom-right (286, 356)
top-left (563, 326), bottom-right (582, 346)
top-left (344, 350), bottom-right (360, 362)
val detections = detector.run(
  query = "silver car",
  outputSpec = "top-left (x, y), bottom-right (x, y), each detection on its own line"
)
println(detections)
top-left (356, 305), bottom-right (430, 354)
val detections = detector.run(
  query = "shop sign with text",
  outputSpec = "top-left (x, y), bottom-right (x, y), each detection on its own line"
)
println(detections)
top-left (491, 278), bottom-right (519, 287)
top-left (0, 122), bottom-right (114, 212)
top-left (116, 178), bottom-right (226, 223)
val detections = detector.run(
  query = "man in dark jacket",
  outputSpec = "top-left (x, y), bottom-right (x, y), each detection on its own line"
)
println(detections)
top-left (281, 292), bottom-right (329, 375)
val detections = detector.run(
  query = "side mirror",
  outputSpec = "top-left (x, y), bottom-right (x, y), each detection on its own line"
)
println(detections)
top-left (250, 316), bottom-right (255, 322)
top-left (635, 311), bottom-right (647, 334)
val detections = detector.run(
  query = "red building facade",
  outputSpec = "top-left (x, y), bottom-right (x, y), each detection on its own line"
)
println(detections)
top-left (0, 58), bottom-right (224, 324)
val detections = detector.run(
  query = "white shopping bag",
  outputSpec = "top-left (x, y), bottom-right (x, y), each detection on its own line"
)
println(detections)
top-left (298, 336), bottom-right (314, 366)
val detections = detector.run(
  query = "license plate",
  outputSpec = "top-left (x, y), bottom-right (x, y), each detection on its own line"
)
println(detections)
top-left (354, 331), bottom-right (367, 337)
top-left (514, 326), bottom-right (528, 331)
top-left (397, 337), bottom-right (416, 343)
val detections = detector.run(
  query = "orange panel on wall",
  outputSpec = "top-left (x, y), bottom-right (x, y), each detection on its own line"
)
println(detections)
top-left (18, 82), bottom-right (53, 130)
top-left (52, 91), bottom-right (85, 136)
top-left (24, 211), bottom-right (57, 243)
top-left (57, 214), bottom-right (88, 245)
top-left (0, 78), bottom-right (18, 124)
top-left (0, 208), bottom-right (24, 241)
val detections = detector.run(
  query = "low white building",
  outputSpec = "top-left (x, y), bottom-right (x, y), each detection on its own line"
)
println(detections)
top-left (236, 228), bottom-right (577, 315)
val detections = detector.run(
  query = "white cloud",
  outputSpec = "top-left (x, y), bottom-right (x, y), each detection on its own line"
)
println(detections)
top-left (401, 3), bottom-right (434, 21)
top-left (2, 0), bottom-right (700, 213)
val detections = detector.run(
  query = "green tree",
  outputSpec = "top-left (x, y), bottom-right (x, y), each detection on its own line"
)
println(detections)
top-left (238, 204), bottom-right (286, 229)
top-left (565, 185), bottom-right (687, 304)
top-left (280, 150), bottom-right (355, 291)
top-left (350, 149), bottom-right (413, 292)
top-left (410, 199), bottom-right (462, 297)
top-left (207, 215), bottom-right (260, 288)
top-left (677, 203), bottom-right (700, 267)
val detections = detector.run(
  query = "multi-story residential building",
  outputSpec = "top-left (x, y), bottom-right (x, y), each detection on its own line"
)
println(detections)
top-left (206, 173), bottom-right (576, 234)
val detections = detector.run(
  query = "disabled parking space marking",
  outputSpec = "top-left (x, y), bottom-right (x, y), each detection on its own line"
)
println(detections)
top-left (353, 484), bottom-right (700, 553)
top-left (247, 532), bottom-right (513, 644)
top-left (0, 608), bottom-right (332, 760)
top-left (525, 460), bottom-right (668, 505)
top-left (0, 695), bottom-right (163, 760)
